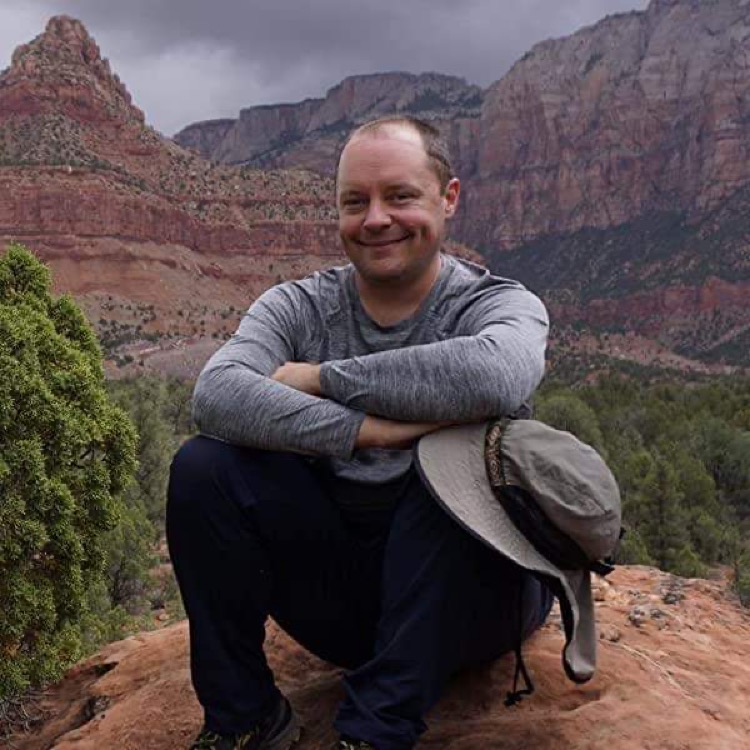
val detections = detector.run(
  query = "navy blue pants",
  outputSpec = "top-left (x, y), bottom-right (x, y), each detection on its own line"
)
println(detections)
top-left (166, 436), bottom-right (553, 750)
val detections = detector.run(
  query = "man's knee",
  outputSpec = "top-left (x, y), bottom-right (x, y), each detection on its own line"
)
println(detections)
top-left (390, 472), bottom-right (469, 548)
top-left (167, 436), bottom-right (314, 519)
top-left (170, 436), bottom-right (233, 494)
top-left (167, 435), bottom-right (265, 521)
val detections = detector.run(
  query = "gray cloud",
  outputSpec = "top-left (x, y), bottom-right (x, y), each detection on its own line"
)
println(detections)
top-left (2, 0), bottom-right (649, 135)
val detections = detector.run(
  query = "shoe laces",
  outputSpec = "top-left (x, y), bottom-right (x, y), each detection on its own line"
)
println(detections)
top-left (338, 740), bottom-right (376, 750)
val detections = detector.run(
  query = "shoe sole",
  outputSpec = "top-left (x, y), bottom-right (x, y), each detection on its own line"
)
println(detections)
top-left (263, 709), bottom-right (302, 750)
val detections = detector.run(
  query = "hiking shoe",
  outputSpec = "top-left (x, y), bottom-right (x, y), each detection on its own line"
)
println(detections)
top-left (189, 696), bottom-right (301, 749)
top-left (335, 739), bottom-right (377, 750)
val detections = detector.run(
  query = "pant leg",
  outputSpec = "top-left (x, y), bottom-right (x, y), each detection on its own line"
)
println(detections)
top-left (334, 471), bottom-right (553, 750)
top-left (166, 436), bottom-right (381, 734)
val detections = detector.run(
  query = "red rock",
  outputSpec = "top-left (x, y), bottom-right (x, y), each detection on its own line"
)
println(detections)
top-left (10, 567), bottom-right (750, 749)
top-left (4, 6), bottom-right (750, 375)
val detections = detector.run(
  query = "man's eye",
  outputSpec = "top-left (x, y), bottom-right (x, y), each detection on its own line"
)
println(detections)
top-left (342, 198), bottom-right (365, 209)
top-left (391, 193), bottom-right (414, 203)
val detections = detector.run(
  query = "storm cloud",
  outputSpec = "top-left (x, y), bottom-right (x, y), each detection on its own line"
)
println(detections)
top-left (2, 0), bottom-right (649, 135)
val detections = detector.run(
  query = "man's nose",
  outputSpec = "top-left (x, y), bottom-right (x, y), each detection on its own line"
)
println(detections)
top-left (362, 198), bottom-right (392, 230)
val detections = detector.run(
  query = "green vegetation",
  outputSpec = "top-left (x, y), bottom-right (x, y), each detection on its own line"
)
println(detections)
top-left (0, 244), bottom-right (136, 698)
top-left (0, 244), bottom-right (194, 703)
top-left (2, 242), bottom-right (749, 711)
top-left (488, 190), bottom-right (750, 366)
top-left (536, 375), bottom-right (750, 588)
top-left (82, 376), bottom-right (194, 648)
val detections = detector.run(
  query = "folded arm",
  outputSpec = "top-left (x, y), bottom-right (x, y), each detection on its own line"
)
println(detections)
top-left (192, 286), bottom-right (366, 458)
top-left (319, 286), bottom-right (549, 422)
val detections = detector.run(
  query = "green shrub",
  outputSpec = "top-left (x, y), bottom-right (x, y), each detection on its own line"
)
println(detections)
top-left (0, 244), bottom-right (137, 698)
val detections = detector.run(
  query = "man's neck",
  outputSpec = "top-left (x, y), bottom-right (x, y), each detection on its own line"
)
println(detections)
top-left (354, 255), bottom-right (443, 327)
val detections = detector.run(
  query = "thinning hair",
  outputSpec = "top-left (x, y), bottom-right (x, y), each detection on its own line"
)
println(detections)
top-left (338, 115), bottom-right (455, 192)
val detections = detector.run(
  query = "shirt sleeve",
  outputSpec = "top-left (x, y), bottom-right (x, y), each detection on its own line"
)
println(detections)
top-left (192, 284), bottom-right (366, 458)
top-left (318, 282), bottom-right (549, 422)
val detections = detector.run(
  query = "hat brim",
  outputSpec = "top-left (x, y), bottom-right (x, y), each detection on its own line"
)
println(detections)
top-left (414, 422), bottom-right (596, 683)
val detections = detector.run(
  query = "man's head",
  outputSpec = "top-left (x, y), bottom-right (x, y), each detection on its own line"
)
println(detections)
top-left (336, 116), bottom-right (460, 288)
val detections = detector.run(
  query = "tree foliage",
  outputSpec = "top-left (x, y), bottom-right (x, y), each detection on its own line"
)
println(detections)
top-left (537, 375), bottom-right (750, 591)
top-left (0, 244), bottom-right (137, 698)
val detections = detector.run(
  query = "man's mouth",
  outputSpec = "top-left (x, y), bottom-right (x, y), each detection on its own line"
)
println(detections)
top-left (356, 236), bottom-right (410, 247)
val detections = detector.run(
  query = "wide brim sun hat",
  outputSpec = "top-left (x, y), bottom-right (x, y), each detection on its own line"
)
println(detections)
top-left (414, 418), bottom-right (622, 686)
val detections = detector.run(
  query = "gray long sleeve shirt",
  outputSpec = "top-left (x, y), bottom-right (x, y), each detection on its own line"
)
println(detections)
top-left (192, 253), bottom-right (549, 484)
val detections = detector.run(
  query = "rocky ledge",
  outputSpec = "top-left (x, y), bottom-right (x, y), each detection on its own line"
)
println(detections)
top-left (9, 566), bottom-right (750, 749)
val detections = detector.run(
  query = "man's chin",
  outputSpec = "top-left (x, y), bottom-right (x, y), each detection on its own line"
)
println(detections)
top-left (355, 262), bottom-right (408, 285)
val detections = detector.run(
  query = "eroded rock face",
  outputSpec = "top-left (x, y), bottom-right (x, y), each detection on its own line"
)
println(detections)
top-left (176, 0), bottom-right (750, 255)
top-left (170, 0), bottom-right (750, 370)
top-left (174, 72), bottom-right (483, 172)
top-left (11, 567), bottom-right (750, 749)
top-left (0, 19), bottom-right (486, 378)
top-left (0, 17), bottom-right (343, 375)
top-left (459, 0), bottom-right (750, 251)
top-left (0, 16), bottom-right (144, 125)
top-left (4, 5), bottom-right (750, 374)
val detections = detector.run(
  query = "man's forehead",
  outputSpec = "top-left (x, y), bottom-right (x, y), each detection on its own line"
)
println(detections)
top-left (347, 122), bottom-right (424, 149)
top-left (338, 125), bottom-right (430, 182)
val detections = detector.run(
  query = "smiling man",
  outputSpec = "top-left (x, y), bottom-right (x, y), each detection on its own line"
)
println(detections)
top-left (167, 117), bottom-right (553, 750)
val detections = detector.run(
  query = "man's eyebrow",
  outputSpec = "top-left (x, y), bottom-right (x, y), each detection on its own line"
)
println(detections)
top-left (337, 181), bottom-right (422, 198)
top-left (386, 183), bottom-right (420, 192)
top-left (338, 188), bottom-right (366, 199)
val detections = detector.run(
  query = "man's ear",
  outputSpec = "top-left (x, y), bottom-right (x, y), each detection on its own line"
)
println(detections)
top-left (443, 178), bottom-right (460, 218)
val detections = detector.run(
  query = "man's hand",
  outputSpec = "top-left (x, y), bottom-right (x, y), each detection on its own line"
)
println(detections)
top-left (271, 362), bottom-right (457, 449)
top-left (356, 415), bottom-right (456, 450)
top-left (271, 362), bottom-right (322, 396)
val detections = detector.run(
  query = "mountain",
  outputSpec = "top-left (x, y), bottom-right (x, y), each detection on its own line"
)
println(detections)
top-left (176, 0), bottom-right (750, 370)
top-left (175, 72), bottom-right (482, 173)
top-left (9, 567), bottom-right (750, 748)
top-left (0, 17), bottom-right (342, 375)
top-left (0, 18), bottom-right (482, 377)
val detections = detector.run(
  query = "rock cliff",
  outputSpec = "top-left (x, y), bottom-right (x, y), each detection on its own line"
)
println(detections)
top-left (0, 16), bottom-right (144, 126)
top-left (8, 567), bottom-right (750, 749)
top-left (4, 5), bottom-right (750, 373)
top-left (175, 0), bottom-right (750, 369)
top-left (179, 0), bottom-right (750, 252)
top-left (175, 72), bottom-right (482, 172)
top-left (0, 18), bottom-right (482, 377)
top-left (0, 19), bottom-right (333, 374)
top-left (461, 0), bottom-right (750, 250)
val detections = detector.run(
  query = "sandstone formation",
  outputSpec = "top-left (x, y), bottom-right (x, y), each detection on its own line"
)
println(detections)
top-left (0, 18), bottom-right (484, 377)
top-left (3, 6), bottom-right (750, 373)
top-left (0, 16), bottom-right (144, 126)
top-left (179, 0), bottom-right (750, 252)
top-left (460, 0), bottom-right (750, 250)
top-left (176, 0), bottom-right (750, 369)
top-left (175, 72), bottom-right (482, 173)
top-left (0, 20), bottom-right (320, 373)
top-left (8, 567), bottom-right (750, 749)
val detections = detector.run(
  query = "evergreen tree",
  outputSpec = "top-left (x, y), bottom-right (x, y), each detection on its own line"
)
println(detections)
top-left (535, 392), bottom-right (605, 453)
top-left (0, 244), bottom-right (136, 698)
top-left (108, 378), bottom-right (176, 527)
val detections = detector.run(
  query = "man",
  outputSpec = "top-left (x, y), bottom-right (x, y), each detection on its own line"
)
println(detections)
top-left (167, 116), bottom-right (553, 750)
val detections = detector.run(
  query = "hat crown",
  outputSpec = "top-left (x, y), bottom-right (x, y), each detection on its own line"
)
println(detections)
top-left (494, 420), bottom-right (622, 562)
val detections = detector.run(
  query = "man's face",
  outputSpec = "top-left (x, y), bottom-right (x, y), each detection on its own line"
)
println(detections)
top-left (336, 125), bottom-right (460, 287)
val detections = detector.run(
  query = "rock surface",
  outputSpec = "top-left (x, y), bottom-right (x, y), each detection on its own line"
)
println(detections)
top-left (179, 0), bottom-right (750, 252)
top-left (0, 16), bottom-right (351, 375)
top-left (3, 8), bottom-right (750, 374)
top-left (9, 567), bottom-right (750, 749)
top-left (175, 72), bottom-right (482, 171)
top-left (460, 0), bottom-right (750, 251)
top-left (176, 0), bottom-right (750, 369)
top-left (0, 18), bottom-right (483, 377)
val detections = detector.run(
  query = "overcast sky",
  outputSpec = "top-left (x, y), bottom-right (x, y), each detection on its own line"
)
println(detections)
top-left (0, 0), bottom-right (649, 136)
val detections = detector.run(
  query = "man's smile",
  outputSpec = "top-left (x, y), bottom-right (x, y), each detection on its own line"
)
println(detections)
top-left (355, 236), bottom-right (411, 247)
